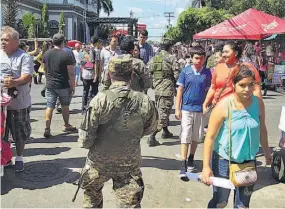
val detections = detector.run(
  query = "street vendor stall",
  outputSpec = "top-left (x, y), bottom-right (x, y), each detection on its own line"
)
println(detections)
top-left (263, 34), bottom-right (285, 92)
top-left (193, 9), bottom-right (285, 93)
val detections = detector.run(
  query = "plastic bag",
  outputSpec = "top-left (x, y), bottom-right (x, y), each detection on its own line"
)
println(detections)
top-left (0, 140), bottom-right (13, 166)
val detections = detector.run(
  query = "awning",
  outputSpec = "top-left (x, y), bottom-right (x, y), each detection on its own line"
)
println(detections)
top-left (193, 9), bottom-right (285, 40)
top-left (264, 34), bottom-right (278, 40)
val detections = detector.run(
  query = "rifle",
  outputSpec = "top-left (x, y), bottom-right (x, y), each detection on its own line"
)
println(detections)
top-left (72, 158), bottom-right (89, 202)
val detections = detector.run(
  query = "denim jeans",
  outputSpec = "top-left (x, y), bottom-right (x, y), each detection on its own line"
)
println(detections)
top-left (74, 65), bottom-right (81, 84)
top-left (46, 88), bottom-right (72, 108)
top-left (208, 151), bottom-right (255, 208)
top-left (82, 78), bottom-right (99, 111)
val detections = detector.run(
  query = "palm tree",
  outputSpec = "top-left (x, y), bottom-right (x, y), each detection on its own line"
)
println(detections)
top-left (3, 0), bottom-right (19, 28)
top-left (96, 0), bottom-right (114, 17)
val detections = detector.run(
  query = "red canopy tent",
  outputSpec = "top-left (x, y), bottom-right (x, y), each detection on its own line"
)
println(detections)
top-left (68, 40), bottom-right (82, 48)
top-left (112, 29), bottom-right (128, 36)
top-left (193, 8), bottom-right (285, 40)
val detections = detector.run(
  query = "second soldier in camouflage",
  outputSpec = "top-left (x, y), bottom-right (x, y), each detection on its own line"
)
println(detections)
top-left (147, 39), bottom-right (180, 147)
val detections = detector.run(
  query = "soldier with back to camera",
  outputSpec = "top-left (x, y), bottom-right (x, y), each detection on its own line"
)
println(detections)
top-left (77, 56), bottom-right (158, 208)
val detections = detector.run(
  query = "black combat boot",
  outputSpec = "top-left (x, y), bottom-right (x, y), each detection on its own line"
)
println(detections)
top-left (161, 127), bottom-right (174, 139)
top-left (147, 134), bottom-right (160, 147)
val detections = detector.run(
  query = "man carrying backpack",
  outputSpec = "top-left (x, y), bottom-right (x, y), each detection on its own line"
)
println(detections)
top-left (81, 37), bottom-right (102, 114)
top-left (77, 57), bottom-right (158, 208)
top-left (147, 39), bottom-right (180, 147)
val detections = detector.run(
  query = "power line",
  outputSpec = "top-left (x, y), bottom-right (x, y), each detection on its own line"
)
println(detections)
top-left (164, 12), bottom-right (175, 28)
top-left (147, 27), bottom-right (166, 29)
top-left (137, 14), bottom-right (161, 19)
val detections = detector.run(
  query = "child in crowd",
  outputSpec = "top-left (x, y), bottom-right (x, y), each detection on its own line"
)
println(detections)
top-left (175, 46), bottom-right (212, 179)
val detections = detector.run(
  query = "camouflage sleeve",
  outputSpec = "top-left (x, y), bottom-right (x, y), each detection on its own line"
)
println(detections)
top-left (171, 56), bottom-right (180, 81)
top-left (101, 69), bottom-right (111, 90)
top-left (146, 59), bottom-right (154, 89)
top-left (140, 95), bottom-right (158, 136)
top-left (138, 61), bottom-right (152, 90)
top-left (78, 92), bottom-right (108, 148)
top-left (147, 57), bottom-right (154, 75)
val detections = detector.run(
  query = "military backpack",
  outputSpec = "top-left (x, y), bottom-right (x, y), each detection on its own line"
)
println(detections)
top-left (151, 52), bottom-right (173, 80)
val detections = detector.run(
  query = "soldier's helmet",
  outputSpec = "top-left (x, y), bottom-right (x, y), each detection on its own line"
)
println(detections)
top-left (108, 56), bottom-right (133, 81)
top-left (162, 38), bottom-right (173, 46)
top-left (160, 38), bottom-right (173, 51)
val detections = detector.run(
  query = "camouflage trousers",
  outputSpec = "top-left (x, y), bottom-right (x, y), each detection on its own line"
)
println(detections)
top-left (155, 95), bottom-right (174, 131)
top-left (81, 166), bottom-right (144, 208)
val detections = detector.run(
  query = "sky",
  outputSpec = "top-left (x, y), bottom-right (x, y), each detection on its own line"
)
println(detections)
top-left (100, 0), bottom-right (192, 41)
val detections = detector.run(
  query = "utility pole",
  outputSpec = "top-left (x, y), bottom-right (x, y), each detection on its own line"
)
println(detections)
top-left (83, 0), bottom-right (87, 43)
top-left (164, 12), bottom-right (175, 28)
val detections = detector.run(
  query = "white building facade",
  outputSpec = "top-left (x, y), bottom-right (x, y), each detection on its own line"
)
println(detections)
top-left (1, 0), bottom-right (98, 42)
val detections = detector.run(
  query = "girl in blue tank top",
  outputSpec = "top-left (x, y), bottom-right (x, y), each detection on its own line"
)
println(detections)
top-left (201, 64), bottom-right (272, 208)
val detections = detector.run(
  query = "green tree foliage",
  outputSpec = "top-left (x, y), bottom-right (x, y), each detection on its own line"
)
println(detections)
top-left (41, 1), bottom-right (49, 37)
top-left (22, 13), bottom-right (36, 29)
top-left (58, 12), bottom-right (65, 34)
top-left (208, 0), bottom-right (285, 17)
top-left (96, 0), bottom-right (114, 16)
top-left (165, 7), bottom-right (232, 43)
top-left (266, 0), bottom-right (285, 18)
top-left (28, 23), bottom-right (35, 38)
top-left (3, 0), bottom-right (19, 28)
top-left (165, 0), bottom-right (285, 43)
top-left (164, 27), bottom-right (181, 42)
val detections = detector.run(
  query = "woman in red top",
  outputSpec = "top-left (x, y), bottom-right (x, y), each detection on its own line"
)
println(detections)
top-left (203, 41), bottom-right (262, 114)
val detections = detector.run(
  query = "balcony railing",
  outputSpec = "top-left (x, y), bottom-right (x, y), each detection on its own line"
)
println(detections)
top-left (38, 0), bottom-right (97, 13)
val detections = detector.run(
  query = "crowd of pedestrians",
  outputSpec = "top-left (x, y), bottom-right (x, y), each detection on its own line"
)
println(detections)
top-left (0, 25), bottom-right (275, 208)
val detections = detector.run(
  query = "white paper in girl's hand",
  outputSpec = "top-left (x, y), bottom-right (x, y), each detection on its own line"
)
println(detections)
top-left (279, 106), bottom-right (285, 132)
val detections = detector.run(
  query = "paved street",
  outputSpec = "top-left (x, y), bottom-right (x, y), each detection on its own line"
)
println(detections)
top-left (1, 82), bottom-right (285, 208)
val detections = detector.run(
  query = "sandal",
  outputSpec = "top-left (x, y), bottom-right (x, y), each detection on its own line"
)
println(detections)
top-left (44, 128), bottom-right (51, 138)
top-left (63, 124), bottom-right (77, 132)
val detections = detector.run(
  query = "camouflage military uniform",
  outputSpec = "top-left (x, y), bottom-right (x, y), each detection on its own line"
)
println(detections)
top-left (101, 54), bottom-right (151, 92)
top-left (149, 50), bottom-right (179, 131)
top-left (78, 58), bottom-right (158, 208)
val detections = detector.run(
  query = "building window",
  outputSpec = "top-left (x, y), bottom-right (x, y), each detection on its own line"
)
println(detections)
top-left (48, 20), bottom-right (59, 37)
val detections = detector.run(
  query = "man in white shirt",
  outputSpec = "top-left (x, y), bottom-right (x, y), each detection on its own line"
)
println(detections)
top-left (1, 26), bottom-right (34, 172)
top-left (100, 35), bottom-right (121, 85)
top-left (73, 43), bottom-right (83, 86)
